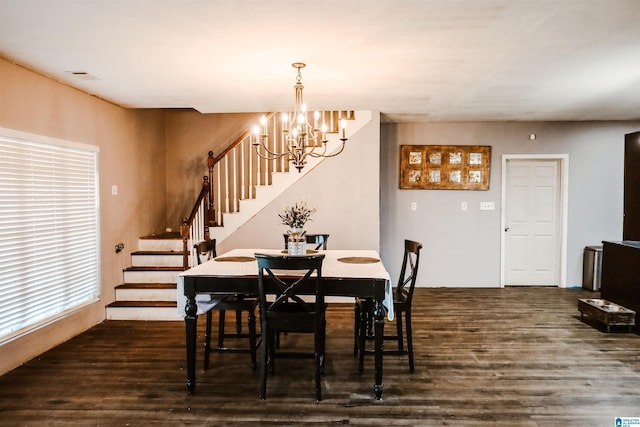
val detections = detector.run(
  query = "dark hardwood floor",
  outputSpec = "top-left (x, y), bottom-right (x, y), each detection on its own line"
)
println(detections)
top-left (1, 287), bottom-right (639, 426)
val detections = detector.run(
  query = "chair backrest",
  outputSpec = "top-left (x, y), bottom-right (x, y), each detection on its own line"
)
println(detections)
top-left (282, 233), bottom-right (330, 251)
top-left (255, 254), bottom-right (326, 329)
top-left (193, 239), bottom-right (217, 265)
top-left (395, 239), bottom-right (423, 305)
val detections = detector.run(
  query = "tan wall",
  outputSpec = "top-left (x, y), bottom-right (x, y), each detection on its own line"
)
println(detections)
top-left (0, 58), bottom-right (167, 375)
top-left (164, 110), bottom-right (261, 230)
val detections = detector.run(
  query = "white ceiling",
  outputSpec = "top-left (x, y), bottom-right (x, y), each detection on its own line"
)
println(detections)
top-left (1, 0), bottom-right (639, 122)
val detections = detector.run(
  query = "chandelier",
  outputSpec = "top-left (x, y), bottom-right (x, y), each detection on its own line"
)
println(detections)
top-left (251, 63), bottom-right (348, 172)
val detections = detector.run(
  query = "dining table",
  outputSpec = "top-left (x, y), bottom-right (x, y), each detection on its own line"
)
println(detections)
top-left (177, 248), bottom-right (393, 400)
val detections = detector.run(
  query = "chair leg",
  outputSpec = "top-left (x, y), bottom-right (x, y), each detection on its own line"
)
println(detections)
top-left (320, 318), bottom-right (327, 376)
top-left (248, 309), bottom-right (257, 370)
top-left (396, 311), bottom-right (404, 353)
top-left (406, 311), bottom-right (414, 373)
top-left (353, 302), bottom-right (360, 356)
top-left (235, 309), bottom-right (242, 334)
top-left (315, 352), bottom-right (322, 401)
top-left (204, 310), bottom-right (212, 370)
top-left (217, 310), bottom-right (226, 348)
top-left (357, 307), bottom-right (368, 374)
top-left (315, 322), bottom-right (324, 401)
top-left (259, 327), bottom-right (268, 400)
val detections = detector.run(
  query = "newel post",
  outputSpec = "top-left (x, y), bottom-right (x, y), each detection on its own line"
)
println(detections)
top-left (180, 216), bottom-right (189, 270)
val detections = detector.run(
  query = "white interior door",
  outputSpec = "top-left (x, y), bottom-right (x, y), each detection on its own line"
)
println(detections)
top-left (504, 159), bottom-right (561, 286)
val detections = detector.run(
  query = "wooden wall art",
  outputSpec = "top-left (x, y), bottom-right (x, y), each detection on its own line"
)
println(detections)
top-left (400, 145), bottom-right (491, 190)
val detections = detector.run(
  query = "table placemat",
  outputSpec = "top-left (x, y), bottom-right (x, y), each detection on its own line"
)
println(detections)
top-left (280, 250), bottom-right (319, 255)
top-left (337, 256), bottom-right (380, 264)
top-left (214, 256), bottom-right (256, 262)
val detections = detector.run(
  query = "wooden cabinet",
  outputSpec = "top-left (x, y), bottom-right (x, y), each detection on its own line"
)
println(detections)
top-left (599, 132), bottom-right (640, 332)
top-left (624, 131), bottom-right (640, 240)
top-left (601, 241), bottom-right (640, 331)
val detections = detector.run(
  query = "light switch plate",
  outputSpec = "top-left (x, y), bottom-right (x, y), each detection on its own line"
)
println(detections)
top-left (480, 201), bottom-right (495, 210)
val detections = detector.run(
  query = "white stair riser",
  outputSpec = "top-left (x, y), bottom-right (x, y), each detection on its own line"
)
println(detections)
top-left (123, 270), bottom-right (180, 283)
top-left (137, 239), bottom-right (183, 252)
top-left (106, 306), bottom-right (180, 321)
top-left (131, 254), bottom-right (183, 267)
top-left (116, 288), bottom-right (177, 302)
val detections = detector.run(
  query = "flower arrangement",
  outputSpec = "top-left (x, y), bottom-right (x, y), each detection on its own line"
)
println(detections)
top-left (278, 200), bottom-right (316, 229)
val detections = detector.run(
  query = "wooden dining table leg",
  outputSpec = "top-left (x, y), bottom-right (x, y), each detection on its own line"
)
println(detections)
top-left (185, 295), bottom-right (198, 393)
top-left (373, 299), bottom-right (385, 400)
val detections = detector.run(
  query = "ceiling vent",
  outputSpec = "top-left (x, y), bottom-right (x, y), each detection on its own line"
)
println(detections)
top-left (66, 71), bottom-right (99, 80)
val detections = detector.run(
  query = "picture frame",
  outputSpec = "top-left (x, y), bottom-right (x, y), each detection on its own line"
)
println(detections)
top-left (399, 145), bottom-right (491, 190)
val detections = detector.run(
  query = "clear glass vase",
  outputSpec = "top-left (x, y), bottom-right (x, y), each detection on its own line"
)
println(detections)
top-left (287, 228), bottom-right (306, 255)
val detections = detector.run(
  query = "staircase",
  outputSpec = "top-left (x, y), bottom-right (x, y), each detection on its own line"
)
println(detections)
top-left (208, 111), bottom-right (372, 243)
top-left (106, 233), bottom-right (183, 320)
top-left (106, 110), bottom-right (371, 320)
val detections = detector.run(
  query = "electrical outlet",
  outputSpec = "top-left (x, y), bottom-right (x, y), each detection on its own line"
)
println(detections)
top-left (461, 202), bottom-right (467, 211)
top-left (480, 201), bottom-right (495, 210)
top-left (411, 202), bottom-right (417, 211)
top-left (111, 185), bottom-right (118, 196)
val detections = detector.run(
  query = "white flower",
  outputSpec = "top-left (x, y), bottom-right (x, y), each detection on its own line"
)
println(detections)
top-left (278, 200), bottom-right (317, 228)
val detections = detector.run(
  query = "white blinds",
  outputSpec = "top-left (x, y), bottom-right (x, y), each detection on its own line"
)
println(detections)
top-left (0, 133), bottom-right (100, 342)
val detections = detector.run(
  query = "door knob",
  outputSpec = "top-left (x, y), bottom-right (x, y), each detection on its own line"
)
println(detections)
top-left (504, 227), bottom-right (509, 232)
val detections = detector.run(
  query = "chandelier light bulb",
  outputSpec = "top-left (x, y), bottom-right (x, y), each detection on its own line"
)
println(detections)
top-left (260, 115), bottom-right (268, 134)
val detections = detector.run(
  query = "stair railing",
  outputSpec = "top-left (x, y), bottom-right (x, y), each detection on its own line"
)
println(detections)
top-left (180, 176), bottom-right (212, 270)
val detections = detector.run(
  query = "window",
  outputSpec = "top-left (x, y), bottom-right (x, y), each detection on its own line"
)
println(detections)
top-left (0, 129), bottom-right (100, 342)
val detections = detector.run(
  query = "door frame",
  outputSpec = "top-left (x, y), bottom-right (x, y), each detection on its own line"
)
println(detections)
top-left (500, 154), bottom-right (569, 288)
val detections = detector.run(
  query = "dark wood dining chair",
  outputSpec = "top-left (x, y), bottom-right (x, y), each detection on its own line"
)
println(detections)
top-left (193, 239), bottom-right (258, 370)
top-left (283, 233), bottom-right (330, 251)
top-left (354, 239), bottom-right (423, 373)
top-left (255, 253), bottom-right (326, 401)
